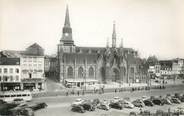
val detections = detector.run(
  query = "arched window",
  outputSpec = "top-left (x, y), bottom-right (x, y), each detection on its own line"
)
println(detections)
top-left (67, 66), bottom-right (73, 78)
top-left (130, 67), bottom-right (134, 74)
top-left (88, 67), bottom-right (94, 78)
top-left (78, 67), bottom-right (83, 78)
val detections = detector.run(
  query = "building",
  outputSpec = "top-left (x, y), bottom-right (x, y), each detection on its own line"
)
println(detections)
top-left (148, 58), bottom-right (184, 78)
top-left (172, 58), bottom-right (184, 75)
top-left (57, 5), bottom-right (146, 87)
top-left (0, 58), bottom-right (21, 91)
top-left (20, 43), bottom-right (45, 91)
top-left (0, 43), bottom-right (45, 91)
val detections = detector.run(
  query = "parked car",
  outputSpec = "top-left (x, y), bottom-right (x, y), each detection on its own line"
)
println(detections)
top-left (71, 98), bottom-right (84, 107)
top-left (162, 98), bottom-right (172, 105)
top-left (152, 98), bottom-right (163, 105)
top-left (132, 99), bottom-right (144, 107)
top-left (171, 98), bottom-right (181, 104)
top-left (109, 102), bottom-right (123, 110)
top-left (92, 98), bottom-right (100, 106)
top-left (112, 97), bottom-right (121, 103)
top-left (29, 102), bottom-right (47, 111)
top-left (97, 103), bottom-right (110, 111)
top-left (81, 100), bottom-right (95, 111)
top-left (143, 100), bottom-right (154, 107)
top-left (71, 105), bottom-right (85, 113)
top-left (121, 100), bottom-right (134, 109)
top-left (174, 93), bottom-right (184, 102)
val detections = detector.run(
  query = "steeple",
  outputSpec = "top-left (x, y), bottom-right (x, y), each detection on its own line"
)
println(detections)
top-left (112, 21), bottom-right (116, 48)
top-left (64, 5), bottom-right (70, 27)
top-left (60, 5), bottom-right (74, 46)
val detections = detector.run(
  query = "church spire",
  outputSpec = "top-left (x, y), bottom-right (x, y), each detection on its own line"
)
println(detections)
top-left (60, 4), bottom-right (74, 46)
top-left (64, 5), bottom-right (70, 27)
top-left (112, 21), bottom-right (116, 48)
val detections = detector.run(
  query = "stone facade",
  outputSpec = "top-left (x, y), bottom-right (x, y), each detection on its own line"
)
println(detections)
top-left (57, 6), bottom-right (145, 86)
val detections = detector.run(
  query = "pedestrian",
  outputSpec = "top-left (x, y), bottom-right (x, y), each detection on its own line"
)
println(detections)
top-left (77, 91), bottom-right (79, 96)
top-left (115, 89), bottom-right (117, 93)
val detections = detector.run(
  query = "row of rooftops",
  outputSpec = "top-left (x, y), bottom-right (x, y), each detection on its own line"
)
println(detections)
top-left (0, 43), bottom-right (44, 58)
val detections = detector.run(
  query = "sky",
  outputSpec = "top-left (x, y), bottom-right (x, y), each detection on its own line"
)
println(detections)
top-left (0, 0), bottom-right (184, 59)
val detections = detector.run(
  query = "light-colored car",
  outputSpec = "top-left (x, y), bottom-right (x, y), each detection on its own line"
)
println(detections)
top-left (71, 98), bottom-right (84, 107)
top-left (122, 100), bottom-right (134, 109)
top-left (97, 103), bottom-right (110, 111)
top-left (112, 97), bottom-right (120, 103)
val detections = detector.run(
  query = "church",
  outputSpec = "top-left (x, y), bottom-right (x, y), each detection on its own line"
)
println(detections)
top-left (57, 5), bottom-right (146, 87)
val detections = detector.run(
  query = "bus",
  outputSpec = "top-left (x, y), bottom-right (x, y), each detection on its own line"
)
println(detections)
top-left (0, 90), bottom-right (32, 103)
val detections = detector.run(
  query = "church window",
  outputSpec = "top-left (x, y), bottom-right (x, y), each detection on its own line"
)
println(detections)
top-left (67, 67), bottom-right (73, 78)
top-left (130, 67), bottom-right (134, 74)
top-left (88, 67), bottom-right (94, 78)
top-left (78, 67), bottom-right (83, 78)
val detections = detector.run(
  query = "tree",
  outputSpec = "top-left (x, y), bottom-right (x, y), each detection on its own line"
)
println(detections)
top-left (146, 55), bottom-right (158, 68)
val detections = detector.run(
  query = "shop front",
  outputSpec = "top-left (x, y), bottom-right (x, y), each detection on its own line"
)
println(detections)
top-left (0, 82), bottom-right (21, 91)
top-left (21, 78), bottom-right (45, 92)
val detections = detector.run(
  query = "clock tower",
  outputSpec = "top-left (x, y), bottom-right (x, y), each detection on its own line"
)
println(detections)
top-left (60, 5), bottom-right (74, 46)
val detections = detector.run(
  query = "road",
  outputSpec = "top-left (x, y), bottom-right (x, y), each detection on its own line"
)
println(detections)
top-left (31, 84), bottom-right (184, 116)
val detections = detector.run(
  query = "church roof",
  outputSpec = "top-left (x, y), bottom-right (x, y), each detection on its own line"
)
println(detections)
top-left (63, 52), bottom-right (98, 64)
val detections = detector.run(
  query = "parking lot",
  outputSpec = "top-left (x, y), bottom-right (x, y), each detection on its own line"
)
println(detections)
top-left (35, 102), bottom-right (184, 116)
top-left (34, 85), bottom-right (184, 116)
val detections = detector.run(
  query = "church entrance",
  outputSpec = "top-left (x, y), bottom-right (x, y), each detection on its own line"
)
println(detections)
top-left (112, 68), bottom-right (120, 82)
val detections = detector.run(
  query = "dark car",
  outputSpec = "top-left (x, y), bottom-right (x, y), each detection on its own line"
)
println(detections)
top-left (143, 100), bottom-right (154, 107)
top-left (109, 102), bottom-right (123, 110)
top-left (81, 100), bottom-right (95, 111)
top-left (152, 99), bottom-right (163, 105)
top-left (71, 105), bottom-right (85, 113)
top-left (174, 93), bottom-right (184, 102)
top-left (29, 102), bottom-right (48, 111)
top-left (171, 98), bottom-right (181, 104)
